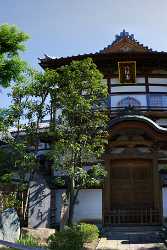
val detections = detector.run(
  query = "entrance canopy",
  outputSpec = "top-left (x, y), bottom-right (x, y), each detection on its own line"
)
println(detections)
top-left (103, 115), bottom-right (167, 225)
top-left (108, 115), bottom-right (167, 146)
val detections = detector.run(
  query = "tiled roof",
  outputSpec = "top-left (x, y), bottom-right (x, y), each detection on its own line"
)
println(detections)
top-left (99, 29), bottom-right (153, 53)
top-left (38, 30), bottom-right (165, 67)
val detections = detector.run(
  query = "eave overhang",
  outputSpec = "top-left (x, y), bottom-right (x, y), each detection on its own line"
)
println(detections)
top-left (39, 52), bottom-right (167, 73)
top-left (110, 115), bottom-right (167, 134)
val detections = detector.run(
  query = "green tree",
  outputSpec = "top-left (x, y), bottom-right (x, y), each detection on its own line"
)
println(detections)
top-left (0, 24), bottom-right (32, 218)
top-left (0, 24), bottom-right (29, 88)
top-left (50, 58), bottom-right (109, 225)
top-left (1, 56), bottom-right (109, 226)
top-left (0, 23), bottom-right (31, 186)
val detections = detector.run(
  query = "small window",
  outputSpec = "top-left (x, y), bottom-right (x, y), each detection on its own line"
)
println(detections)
top-left (149, 95), bottom-right (162, 107)
top-left (149, 95), bottom-right (167, 107)
top-left (117, 96), bottom-right (141, 107)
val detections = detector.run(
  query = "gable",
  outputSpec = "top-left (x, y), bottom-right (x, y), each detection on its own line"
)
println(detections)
top-left (100, 30), bottom-right (152, 54)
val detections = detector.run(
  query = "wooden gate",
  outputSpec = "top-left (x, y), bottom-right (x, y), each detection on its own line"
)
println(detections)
top-left (103, 159), bottom-right (162, 225)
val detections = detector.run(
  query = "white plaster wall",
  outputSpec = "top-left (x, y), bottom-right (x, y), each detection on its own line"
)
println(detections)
top-left (149, 86), bottom-right (167, 92)
top-left (148, 78), bottom-right (167, 84)
top-left (55, 189), bottom-right (102, 224)
top-left (156, 119), bottom-right (167, 126)
top-left (111, 86), bottom-right (146, 93)
top-left (73, 189), bottom-right (102, 223)
top-left (110, 95), bottom-right (147, 108)
top-left (163, 188), bottom-right (167, 218)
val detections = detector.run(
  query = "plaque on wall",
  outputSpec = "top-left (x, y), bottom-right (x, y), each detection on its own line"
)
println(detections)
top-left (118, 61), bottom-right (136, 83)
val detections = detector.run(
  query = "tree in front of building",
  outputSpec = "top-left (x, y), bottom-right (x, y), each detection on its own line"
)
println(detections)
top-left (50, 58), bottom-right (109, 225)
top-left (1, 52), bottom-right (109, 225)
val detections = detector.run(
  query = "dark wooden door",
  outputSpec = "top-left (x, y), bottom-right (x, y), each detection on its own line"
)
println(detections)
top-left (110, 159), bottom-right (154, 209)
top-left (103, 159), bottom-right (161, 224)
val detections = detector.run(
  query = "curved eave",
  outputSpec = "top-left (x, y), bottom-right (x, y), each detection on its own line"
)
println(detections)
top-left (39, 51), bottom-right (167, 70)
top-left (110, 115), bottom-right (167, 134)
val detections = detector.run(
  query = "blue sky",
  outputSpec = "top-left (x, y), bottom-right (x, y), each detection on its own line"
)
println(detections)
top-left (1, 0), bottom-right (167, 107)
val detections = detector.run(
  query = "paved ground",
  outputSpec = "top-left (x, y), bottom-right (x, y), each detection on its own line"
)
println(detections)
top-left (96, 227), bottom-right (166, 250)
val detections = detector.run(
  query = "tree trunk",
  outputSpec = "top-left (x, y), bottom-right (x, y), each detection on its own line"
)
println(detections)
top-left (68, 177), bottom-right (75, 226)
top-left (68, 180), bottom-right (80, 226)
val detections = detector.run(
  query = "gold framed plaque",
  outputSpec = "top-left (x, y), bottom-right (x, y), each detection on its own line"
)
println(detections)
top-left (118, 61), bottom-right (136, 83)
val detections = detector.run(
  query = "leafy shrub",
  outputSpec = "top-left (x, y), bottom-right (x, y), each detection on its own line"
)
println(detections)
top-left (77, 223), bottom-right (99, 242)
top-left (48, 223), bottom-right (99, 250)
top-left (17, 235), bottom-right (39, 247)
top-left (0, 192), bottom-right (20, 212)
top-left (48, 226), bottom-right (83, 250)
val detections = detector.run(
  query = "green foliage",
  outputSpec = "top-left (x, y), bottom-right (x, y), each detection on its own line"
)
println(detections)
top-left (0, 140), bottom-right (38, 185)
top-left (77, 223), bottom-right (99, 242)
top-left (17, 235), bottom-right (39, 247)
top-left (48, 227), bottom-right (83, 250)
top-left (49, 58), bottom-right (109, 223)
top-left (0, 192), bottom-right (20, 212)
top-left (0, 57), bottom-right (108, 225)
top-left (0, 24), bottom-right (29, 87)
top-left (48, 223), bottom-right (99, 250)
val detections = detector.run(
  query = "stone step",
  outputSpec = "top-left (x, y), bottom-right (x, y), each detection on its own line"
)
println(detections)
top-left (102, 226), bottom-right (162, 233)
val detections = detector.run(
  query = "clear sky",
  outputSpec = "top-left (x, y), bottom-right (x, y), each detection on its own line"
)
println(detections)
top-left (1, 0), bottom-right (167, 107)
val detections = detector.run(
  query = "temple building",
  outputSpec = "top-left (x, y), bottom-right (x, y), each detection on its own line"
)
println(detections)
top-left (37, 30), bottom-right (167, 226)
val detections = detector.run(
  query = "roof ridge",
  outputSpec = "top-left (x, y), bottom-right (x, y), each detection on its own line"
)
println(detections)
top-left (100, 29), bottom-right (153, 53)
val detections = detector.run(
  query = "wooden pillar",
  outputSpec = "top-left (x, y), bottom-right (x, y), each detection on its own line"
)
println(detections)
top-left (153, 156), bottom-right (159, 208)
top-left (152, 146), bottom-right (162, 223)
top-left (107, 78), bottom-right (111, 94)
top-left (145, 74), bottom-right (150, 109)
top-left (102, 157), bottom-right (111, 224)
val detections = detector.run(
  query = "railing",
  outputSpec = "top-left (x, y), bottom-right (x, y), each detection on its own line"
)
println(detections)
top-left (103, 208), bottom-right (161, 225)
top-left (110, 106), bottom-right (167, 112)
top-left (109, 92), bottom-right (167, 113)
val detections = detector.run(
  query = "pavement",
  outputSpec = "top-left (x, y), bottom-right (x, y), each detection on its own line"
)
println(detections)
top-left (96, 227), bottom-right (166, 250)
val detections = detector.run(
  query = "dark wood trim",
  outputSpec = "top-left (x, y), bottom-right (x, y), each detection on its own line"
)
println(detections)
top-left (110, 91), bottom-right (167, 95)
top-left (110, 74), bottom-right (167, 78)
top-left (148, 74), bottom-right (167, 78)
top-left (107, 78), bottom-right (111, 94)
top-left (39, 52), bottom-right (167, 71)
top-left (110, 83), bottom-right (167, 87)
top-left (111, 83), bottom-right (146, 87)
top-left (159, 160), bottom-right (167, 164)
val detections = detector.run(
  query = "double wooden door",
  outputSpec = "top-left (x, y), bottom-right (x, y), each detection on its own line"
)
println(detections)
top-left (110, 159), bottom-right (153, 209)
top-left (103, 159), bottom-right (161, 224)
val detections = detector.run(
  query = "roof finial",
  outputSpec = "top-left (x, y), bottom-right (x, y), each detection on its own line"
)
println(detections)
top-left (114, 30), bottom-right (135, 43)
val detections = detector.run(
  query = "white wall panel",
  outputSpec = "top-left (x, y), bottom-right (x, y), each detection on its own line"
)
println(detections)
top-left (111, 86), bottom-right (145, 93)
top-left (149, 86), bottom-right (167, 92)
top-left (73, 189), bottom-right (102, 222)
top-left (149, 78), bottom-right (167, 84)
